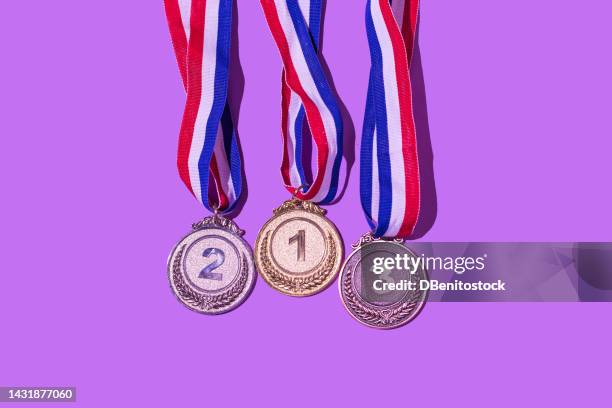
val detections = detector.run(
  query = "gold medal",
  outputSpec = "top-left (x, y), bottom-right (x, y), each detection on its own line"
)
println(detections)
top-left (255, 198), bottom-right (344, 296)
top-left (257, 0), bottom-right (347, 296)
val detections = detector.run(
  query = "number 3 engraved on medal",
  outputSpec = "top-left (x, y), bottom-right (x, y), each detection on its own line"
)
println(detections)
top-left (288, 229), bottom-right (306, 261)
top-left (370, 263), bottom-right (394, 294)
top-left (199, 248), bottom-right (225, 280)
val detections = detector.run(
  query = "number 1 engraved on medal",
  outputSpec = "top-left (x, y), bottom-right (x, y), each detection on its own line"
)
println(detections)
top-left (288, 229), bottom-right (306, 261)
top-left (199, 248), bottom-right (225, 280)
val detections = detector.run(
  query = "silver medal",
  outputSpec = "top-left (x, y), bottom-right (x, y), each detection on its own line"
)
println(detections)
top-left (168, 215), bottom-right (256, 314)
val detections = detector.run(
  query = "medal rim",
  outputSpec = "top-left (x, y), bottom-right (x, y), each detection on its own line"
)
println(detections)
top-left (254, 202), bottom-right (344, 297)
top-left (338, 236), bottom-right (428, 329)
top-left (167, 218), bottom-right (256, 315)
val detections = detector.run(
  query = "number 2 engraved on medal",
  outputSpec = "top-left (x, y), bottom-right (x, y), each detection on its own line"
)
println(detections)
top-left (288, 229), bottom-right (306, 261)
top-left (199, 248), bottom-right (225, 280)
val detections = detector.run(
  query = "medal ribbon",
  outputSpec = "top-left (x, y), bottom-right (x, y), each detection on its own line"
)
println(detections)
top-left (164, 0), bottom-right (243, 212)
top-left (261, 0), bottom-right (344, 204)
top-left (361, 0), bottom-right (420, 238)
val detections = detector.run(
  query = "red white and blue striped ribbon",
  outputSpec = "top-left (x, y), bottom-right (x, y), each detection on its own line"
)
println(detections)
top-left (361, 0), bottom-right (420, 238)
top-left (164, 0), bottom-right (243, 213)
top-left (261, 0), bottom-right (344, 204)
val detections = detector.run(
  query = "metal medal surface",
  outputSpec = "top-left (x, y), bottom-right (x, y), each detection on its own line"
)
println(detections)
top-left (168, 216), bottom-right (256, 314)
top-left (255, 199), bottom-right (344, 297)
top-left (339, 234), bottom-right (428, 329)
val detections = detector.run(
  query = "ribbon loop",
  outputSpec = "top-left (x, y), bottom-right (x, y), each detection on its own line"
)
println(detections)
top-left (165, 0), bottom-right (243, 213)
top-left (261, 0), bottom-right (344, 204)
top-left (360, 0), bottom-right (421, 238)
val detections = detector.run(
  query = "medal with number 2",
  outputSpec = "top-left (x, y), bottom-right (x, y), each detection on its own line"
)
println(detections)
top-left (164, 0), bottom-right (256, 314)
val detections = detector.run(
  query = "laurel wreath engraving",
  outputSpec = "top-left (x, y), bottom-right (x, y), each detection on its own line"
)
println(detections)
top-left (171, 245), bottom-right (249, 311)
top-left (259, 231), bottom-right (336, 294)
top-left (342, 255), bottom-right (424, 327)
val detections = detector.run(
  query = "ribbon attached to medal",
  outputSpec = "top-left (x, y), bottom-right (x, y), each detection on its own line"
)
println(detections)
top-left (255, 0), bottom-right (345, 297)
top-left (340, 0), bottom-right (428, 328)
top-left (361, 0), bottom-right (420, 239)
top-left (166, 0), bottom-right (242, 213)
top-left (165, 0), bottom-right (256, 314)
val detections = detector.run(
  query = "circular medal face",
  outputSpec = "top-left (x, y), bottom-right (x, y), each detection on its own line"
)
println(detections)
top-left (339, 235), bottom-right (428, 329)
top-left (255, 199), bottom-right (344, 297)
top-left (168, 217), bottom-right (256, 314)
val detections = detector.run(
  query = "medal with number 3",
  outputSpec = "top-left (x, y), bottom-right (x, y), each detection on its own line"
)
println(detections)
top-left (339, 0), bottom-right (428, 328)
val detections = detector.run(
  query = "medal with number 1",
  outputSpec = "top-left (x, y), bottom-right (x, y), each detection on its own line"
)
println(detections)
top-left (256, 0), bottom-right (344, 297)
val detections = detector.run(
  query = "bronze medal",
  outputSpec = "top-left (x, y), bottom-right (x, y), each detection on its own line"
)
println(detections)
top-left (339, 234), bottom-right (428, 329)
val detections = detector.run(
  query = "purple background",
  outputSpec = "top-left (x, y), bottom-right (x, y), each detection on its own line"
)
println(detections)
top-left (1, 1), bottom-right (611, 406)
